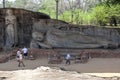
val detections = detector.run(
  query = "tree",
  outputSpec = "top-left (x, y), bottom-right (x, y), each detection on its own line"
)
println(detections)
top-left (3, 0), bottom-right (5, 8)
top-left (98, 0), bottom-right (120, 26)
top-left (39, 0), bottom-right (56, 18)
top-left (91, 5), bottom-right (108, 25)
top-left (98, 0), bottom-right (120, 6)
top-left (1, 0), bottom-right (119, 26)
top-left (105, 0), bottom-right (120, 5)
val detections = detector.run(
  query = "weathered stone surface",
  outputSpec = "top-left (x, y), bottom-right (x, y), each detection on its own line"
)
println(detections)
top-left (0, 8), bottom-right (120, 50)
top-left (0, 8), bottom-right (50, 50)
top-left (5, 9), bottom-right (18, 49)
top-left (31, 19), bottom-right (120, 49)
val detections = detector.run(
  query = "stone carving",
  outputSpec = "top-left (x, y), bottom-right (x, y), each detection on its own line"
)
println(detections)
top-left (0, 8), bottom-right (119, 50)
top-left (30, 31), bottom-right (52, 48)
top-left (5, 9), bottom-right (18, 49)
top-left (30, 19), bottom-right (120, 49)
top-left (0, 8), bottom-right (50, 50)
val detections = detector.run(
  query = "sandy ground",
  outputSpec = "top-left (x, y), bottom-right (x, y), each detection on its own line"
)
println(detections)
top-left (0, 58), bottom-right (120, 77)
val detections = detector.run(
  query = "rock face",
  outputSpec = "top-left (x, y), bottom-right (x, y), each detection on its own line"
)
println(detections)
top-left (0, 8), bottom-right (120, 50)
top-left (30, 19), bottom-right (120, 49)
top-left (0, 8), bottom-right (50, 50)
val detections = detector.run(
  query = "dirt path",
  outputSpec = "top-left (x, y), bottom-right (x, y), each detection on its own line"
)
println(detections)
top-left (0, 58), bottom-right (120, 73)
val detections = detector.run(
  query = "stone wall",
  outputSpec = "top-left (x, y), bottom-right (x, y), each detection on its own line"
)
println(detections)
top-left (29, 49), bottom-right (120, 58)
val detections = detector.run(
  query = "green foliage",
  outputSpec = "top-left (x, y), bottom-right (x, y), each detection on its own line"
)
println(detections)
top-left (108, 4), bottom-right (120, 17)
top-left (90, 5), bottom-right (109, 25)
top-left (72, 9), bottom-right (92, 25)
top-left (59, 10), bottom-right (71, 23)
top-left (39, 0), bottom-right (56, 18)
top-left (14, 0), bottom-right (27, 8)
top-left (72, 9), bottom-right (83, 24)
top-left (39, 8), bottom-right (56, 19)
top-left (5, 0), bottom-right (13, 7)
top-left (2, 0), bottom-right (119, 27)
top-left (105, 0), bottom-right (120, 5)
top-left (59, 9), bottom-right (93, 25)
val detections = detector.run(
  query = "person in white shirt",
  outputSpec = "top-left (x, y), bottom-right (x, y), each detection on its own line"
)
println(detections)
top-left (17, 49), bottom-right (21, 59)
top-left (16, 49), bottom-right (25, 67)
top-left (22, 47), bottom-right (28, 59)
top-left (65, 53), bottom-right (71, 65)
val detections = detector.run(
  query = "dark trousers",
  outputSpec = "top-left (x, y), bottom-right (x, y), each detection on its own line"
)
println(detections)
top-left (66, 59), bottom-right (70, 64)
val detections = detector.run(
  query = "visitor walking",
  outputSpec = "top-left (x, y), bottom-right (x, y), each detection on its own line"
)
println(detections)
top-left (16, 49), bottom-right (25, 67)
top-left (65, 53), bottom-right (71, 65)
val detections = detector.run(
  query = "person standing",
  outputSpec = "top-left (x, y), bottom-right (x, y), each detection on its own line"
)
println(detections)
top-left (16, 49), bottom-right (21, 59)
top-left (65, 53), bottom-right (71, 65)
top-left (22, 47), bottom-right (28, 59)
top-left (17, 49), bottom-right (25, 67)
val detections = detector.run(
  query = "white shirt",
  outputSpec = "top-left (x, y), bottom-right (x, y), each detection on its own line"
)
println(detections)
top-left (17, 50), bottom-right (21, 56)
top-left (17, 50), bottom-right (22, 60)
top-left (66, 54), bottom-right (71, 60)
top-left (19, 54), bottom-right (23, 60)
top-left (22, 48), bottom-right (28, 54)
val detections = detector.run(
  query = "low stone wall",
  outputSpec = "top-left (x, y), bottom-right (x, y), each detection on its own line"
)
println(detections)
top-left (0, 48), bottom-right (120, 63)
top-left (30, 49), bottom-right (120, 58)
